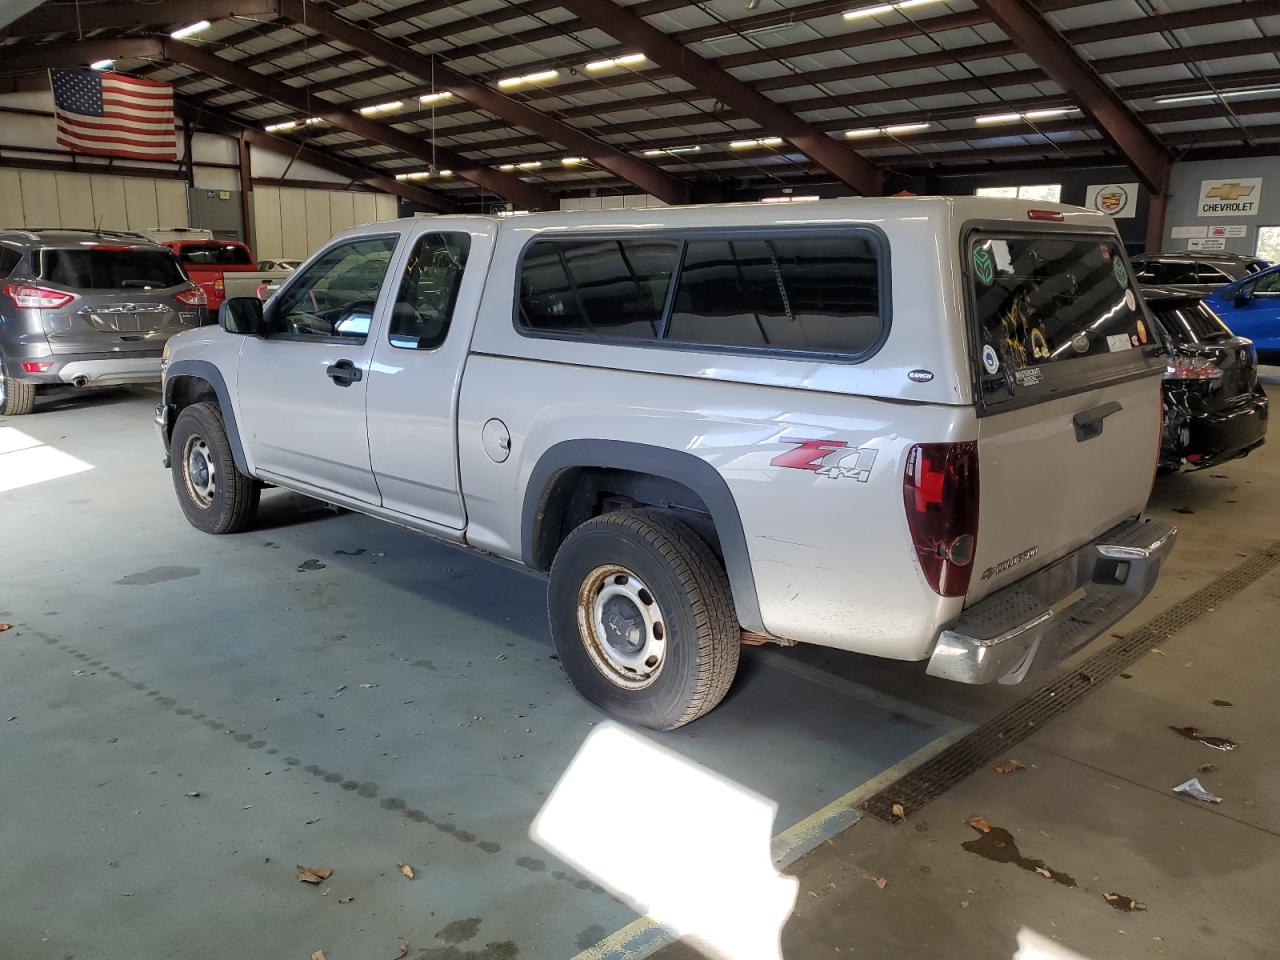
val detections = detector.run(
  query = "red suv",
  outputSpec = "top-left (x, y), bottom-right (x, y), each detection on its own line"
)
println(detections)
top-left (164, 240), bottom-right (257, 311)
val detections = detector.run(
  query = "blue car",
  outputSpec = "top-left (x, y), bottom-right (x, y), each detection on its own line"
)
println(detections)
top-left (1205, 262), bottom-right (1280, 365)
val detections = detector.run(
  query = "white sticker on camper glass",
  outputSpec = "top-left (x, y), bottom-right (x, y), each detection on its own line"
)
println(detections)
top-left (982, 344), bottom-right (1000, 374)
top-left (1107, 333), bottom-right (1132, 353)
top-left (991, 239), bottom-right (1014, 274)
top-left (1124, 289), bottom-right (1136, 311)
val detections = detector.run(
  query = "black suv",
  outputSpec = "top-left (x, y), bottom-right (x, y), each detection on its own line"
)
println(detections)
top-left (1131, 252), bottom-right (1269, 295)
top-left (0, 228), bottom-right (207, 415)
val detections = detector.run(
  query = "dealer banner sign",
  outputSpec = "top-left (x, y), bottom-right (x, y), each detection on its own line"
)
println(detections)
top-left (1198, 177), bottom-right (1262, 217)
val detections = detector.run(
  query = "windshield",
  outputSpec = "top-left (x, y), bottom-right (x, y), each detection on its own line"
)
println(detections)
top-left (176, 243), bottom-right (253, 265)
top-left (970, 233), bottom-right (1151, 376)
top-left (38, 248), bottom-right (186, 290)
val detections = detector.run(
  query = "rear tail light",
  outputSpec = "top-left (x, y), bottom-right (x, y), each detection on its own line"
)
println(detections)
top-left (256, 283), bottom-right (272, 300)
top-left (1027, 209), bottom-right (1065, 222)
top-left (175, 287), bottom-right (208, 306)
top-left (213, 278), bottom-right (225, 292)
top-left (21, 361), bottom-right (53, 373)
top-left (3, 283), bottom-right (76, 309)
top-left (1165, 353), bottom-right (1223, 380)
top-left (903, 442), bottom-right (980, 597)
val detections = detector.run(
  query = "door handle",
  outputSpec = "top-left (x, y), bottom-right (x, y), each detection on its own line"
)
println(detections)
top-left (326, 359), bottom-right (363, 386)
top-left (1073, 400), bottom-right (1122, 442)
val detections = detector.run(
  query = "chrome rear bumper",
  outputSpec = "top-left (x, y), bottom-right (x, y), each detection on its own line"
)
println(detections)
top-left (927, 517), bottom-right (1177, 685)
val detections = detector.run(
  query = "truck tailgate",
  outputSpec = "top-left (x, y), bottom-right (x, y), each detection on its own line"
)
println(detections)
top-left (967, 374), bottom-right (1162, 604)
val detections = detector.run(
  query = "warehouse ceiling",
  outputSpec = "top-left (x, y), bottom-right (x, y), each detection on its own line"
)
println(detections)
top-left (2, 0), bottom-right (1279, 209)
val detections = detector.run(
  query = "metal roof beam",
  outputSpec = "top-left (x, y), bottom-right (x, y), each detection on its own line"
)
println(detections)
top-left (274, 0), bottom-right (689, 204)
top-left (164, 39), bottom-right (553, 210)
top-left (0, 0), bottom-right (278, 40)
top-left (972, 0), bottom-right (1172, 193)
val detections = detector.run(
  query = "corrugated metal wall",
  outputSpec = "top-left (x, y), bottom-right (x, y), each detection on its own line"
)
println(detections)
top-left (251, 186), bottom-right (396, 260)
top-left (0, 169), bottom-right (189, 230)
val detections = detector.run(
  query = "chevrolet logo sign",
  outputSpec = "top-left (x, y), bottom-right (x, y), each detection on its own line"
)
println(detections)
top-left (1205, 183), bottom-right (1256, 202)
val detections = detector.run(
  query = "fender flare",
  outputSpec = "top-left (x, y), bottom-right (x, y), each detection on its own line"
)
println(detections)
top-left (521, 439), bottom-right (765, 633)
top-left (163, 359), bottom-right (250, 474)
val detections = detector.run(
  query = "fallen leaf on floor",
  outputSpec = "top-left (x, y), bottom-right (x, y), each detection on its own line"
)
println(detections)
top-left (0, 623), bottom-right (12, 632)
top-left (891, 803), bottom-right (906, 820)
top-left (1149, 648), bottom-right (1166, 656)
top-left (994, 759), bottom-right (1025, 775)
top-left (298, 559), bottom-right (326, 572)
top-left (312, 951), bottom-right (326, 960)
top-left (185, 791), bottom-right (200, 798)
top-left (360, 683), bottom-right (378, 688)
top-left (1104, 893), bottom-right (1147, 912)
top-left (304, 817), bottom-right (321, 825)
top-left (1035, 866), bottom-right (1053, 879)
top-left (873, 877), bottom-right (887, 890)
top-left (338, 897), bottom-right (354, 904)
top-left (960, 900), bottom-right (970, 908)
top-left (397, 863), bottom-right (414, 880)
top-left (394, 943), bottom-right (410, 959)
top-left (297, 865), bottom-right (333, 884)
top-left (1211, 699), bottom-right (1233, 707)
top-left (966, 816), bottom-right (991, 834)
top-left (1198, 762), bottom-right (1217, 773)
top-left (1173, 507), bottom-right (1196, 515)
top-left (320, 889), bottom-right (329, 897)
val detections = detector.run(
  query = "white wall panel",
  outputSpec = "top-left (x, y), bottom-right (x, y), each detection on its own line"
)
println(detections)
top-left (253, 187), bottom-right (283, 260)
top-left (374, 194), bottom-right (397, 222)
top-left (89, 175), bottom-right (129, 230)
top-left (19, 170), bottom-right (60, 227)
top-left (123, 178), bottom-right (160, 230)
top-left (329, 191), bottom-right (355, 235)
top-left (155, 179), bottom-right (189, 228)
top-left (278, 187), bottom-right (308, 259)
top-left (56, 172), bottom-right (95, 228)
top-left (304, 189), bottom-right (331, 253)
top-left (0, 170), bottom-right (22, 225)
top-left (353, 192), bottom-right (376, 226)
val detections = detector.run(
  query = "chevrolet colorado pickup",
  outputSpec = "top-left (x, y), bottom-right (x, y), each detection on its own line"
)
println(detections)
top-left (156, 198), bottom-right (1177, 729)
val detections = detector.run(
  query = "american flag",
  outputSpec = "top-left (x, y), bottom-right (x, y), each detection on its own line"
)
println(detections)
top-left (51, 69), bottom-right (177, 162)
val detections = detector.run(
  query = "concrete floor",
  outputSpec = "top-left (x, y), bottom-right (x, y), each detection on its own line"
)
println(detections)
top-left (2, 380), bottom-right (1278, 960)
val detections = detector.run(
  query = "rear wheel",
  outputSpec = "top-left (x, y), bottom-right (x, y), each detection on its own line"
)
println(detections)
top-left (0, 363), bottom-right (36, 416)
top-left (169, 401), bottom-right (259, 534)
top-left (548, 510), bottom-right (740, 730)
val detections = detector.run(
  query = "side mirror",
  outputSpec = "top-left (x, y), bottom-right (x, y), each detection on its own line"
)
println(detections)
top-left (220, 296), bottom-right (265, 335)
top-left (1235, 290), bottom-right (1253, 307)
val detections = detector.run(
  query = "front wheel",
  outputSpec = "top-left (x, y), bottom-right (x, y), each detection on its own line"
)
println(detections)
top-left (548, 510), bottom-right (740, 730)
top-left (169, 402), bottom-right (259, 534)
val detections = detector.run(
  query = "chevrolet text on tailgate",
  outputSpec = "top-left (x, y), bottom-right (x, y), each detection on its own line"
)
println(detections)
top-left (155, 198), bottom-right (1177, 729)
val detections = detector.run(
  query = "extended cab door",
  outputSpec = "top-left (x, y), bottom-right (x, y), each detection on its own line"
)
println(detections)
top-left (963, 229), bottom-right (1167, 604)
top-left (365, 219), bottom-right (494, 529)
top-left (234, 231), bottom-right (402, 503)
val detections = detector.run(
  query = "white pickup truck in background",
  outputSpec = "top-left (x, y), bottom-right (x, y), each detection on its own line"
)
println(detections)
top-left (155, 197), bottom-right (1177, 729)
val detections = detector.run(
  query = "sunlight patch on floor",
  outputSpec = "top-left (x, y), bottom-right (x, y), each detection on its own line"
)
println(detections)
top-left (532, 721), bottom-right (798, 960)
top-left (0, 427), bottom-right (93, 493)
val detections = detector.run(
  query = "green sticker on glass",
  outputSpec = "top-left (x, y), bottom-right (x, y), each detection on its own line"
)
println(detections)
top-left (1113, 257), bottom-right (1128, 288)
top-left (973, 245), bottom-right (994, 285)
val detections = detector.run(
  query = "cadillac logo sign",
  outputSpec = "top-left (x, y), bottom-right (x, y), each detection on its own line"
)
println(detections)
top-left (1085, 182), bottom-right (1138, 219)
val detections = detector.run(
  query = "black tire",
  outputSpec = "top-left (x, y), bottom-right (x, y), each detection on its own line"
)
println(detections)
top-left (0, 366), bottom-right (36, 416)
top-left (548, 510), bottom-right (740, 730)
top-left (169, 401), bottom-right (259, 534)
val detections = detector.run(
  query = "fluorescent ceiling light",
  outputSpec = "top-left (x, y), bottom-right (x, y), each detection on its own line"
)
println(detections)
top-left (760, 195), bottom-right (820, 203)
top-left (170, 20), bottom-right (211, 39)
top-left (395, 171), bottom-right (432, 180)
top-left (497, 69), bottom-right (560, 90)
top-left (498, 163), bottom-right (516, 171)
top-left (517, 161), bottom-right (542, 170)
top-left (89, 59), bottom-right (114, 71)
top-left (585, 52), bottom-right (647, 72)
top-left (561, 157), bottom-right (588, 166)
top-left (1154, 85), bottom-right (1280, 105)
top-left (729, 136), bottom-right (783, 149)
top-left (843, 0), bottom-right (944, 21)
top-left (845, 122), bottom-right (929, 137)
top-left (419, 91), bottom-right (453, 104)
top-left (643, 145), bottom-right (702, 156)
top-left (359, 100), bottom-right (403, 116)
top-left (264, 120), bottom-right (297, 132)
top-left (976, 107), bottom-right (1075, 125)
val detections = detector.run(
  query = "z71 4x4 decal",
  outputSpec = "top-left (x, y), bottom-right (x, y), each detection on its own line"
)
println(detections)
top-left (771, 438), bottom-right (878, 482)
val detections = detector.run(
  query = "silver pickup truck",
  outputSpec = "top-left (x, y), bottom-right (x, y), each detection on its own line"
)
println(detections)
top-left (155, 198), bottom-right (1177, 729)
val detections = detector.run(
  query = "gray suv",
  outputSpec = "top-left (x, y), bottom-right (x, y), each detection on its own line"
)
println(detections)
top-left (0, 228), bottom-right (207, 415)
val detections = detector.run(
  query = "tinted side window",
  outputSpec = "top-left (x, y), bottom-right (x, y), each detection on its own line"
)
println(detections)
top-left (272, 235), bottom-right (397, 341)
top-left (1194, 264), bottom-right (1229, 283)
top-left (389, 232), bottom-right (471, 350)
top-left (1247, 271), bottom-right (1280, 297)
top-left (0, 246), bottom-right (20, 277)
top-left (518, 238), bottom-right (680, 338)
top-left (667, 235), bottom-right (882, 353)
